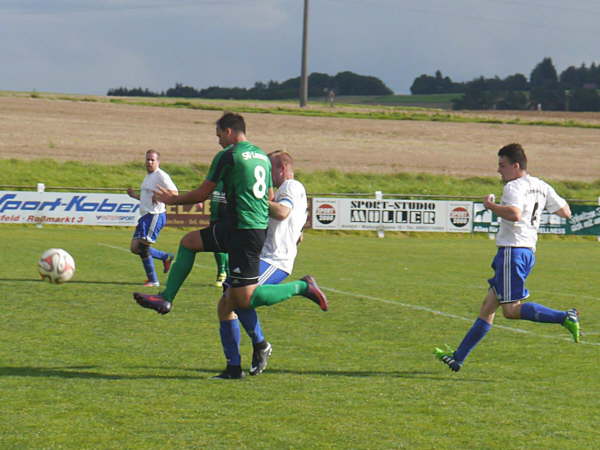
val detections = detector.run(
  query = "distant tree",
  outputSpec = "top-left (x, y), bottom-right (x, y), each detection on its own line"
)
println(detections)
top-left (410, 70), bottom-right (458, 94)
top-left (107, 86), bottom-right (159, 97)
top-left (530, 57), bottom-right (558, 88)
top-left (495, 91), bottom-right (529, 110)
top-left (503, 73), bottom-right (529, 91)
top-left (530, 83), bottom-right (566, 110)
top-left (165, 83), bottom-right (201, 97)
top-left (568, 88), bottom-right (600, 111)
top-left (333, 71), bottom-right (393, 95)
top-left (560, 65), bottom-right (585, 89)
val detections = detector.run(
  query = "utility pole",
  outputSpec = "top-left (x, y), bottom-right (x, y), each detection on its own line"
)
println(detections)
top-left (299, 0), bottom-right (309, 107)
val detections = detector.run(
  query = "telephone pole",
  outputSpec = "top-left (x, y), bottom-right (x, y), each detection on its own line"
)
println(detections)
top-left (299, 0), bottom-right (309, 107)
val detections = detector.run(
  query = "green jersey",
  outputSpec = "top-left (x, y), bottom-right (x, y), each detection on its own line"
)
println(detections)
top-left (206, 141), bottom-right (271, 229)
top-left (209, 150), bottom-right (227, 222)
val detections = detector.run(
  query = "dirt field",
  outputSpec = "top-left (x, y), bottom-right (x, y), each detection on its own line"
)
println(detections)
top-left (1, 95), bottom-right (599, 181)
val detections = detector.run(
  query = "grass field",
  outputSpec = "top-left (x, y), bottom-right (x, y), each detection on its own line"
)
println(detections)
top-left (1, 225), bottom-right (598, 448)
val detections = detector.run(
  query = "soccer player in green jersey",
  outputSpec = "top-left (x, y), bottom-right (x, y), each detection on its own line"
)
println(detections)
top-left (209, 181), bottom-right (228, 287)
top-left (133, 112), bottom-right (328, 379)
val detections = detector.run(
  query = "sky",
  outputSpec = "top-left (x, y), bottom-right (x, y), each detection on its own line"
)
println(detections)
top-left (2, 0), bottom-right (600, 95)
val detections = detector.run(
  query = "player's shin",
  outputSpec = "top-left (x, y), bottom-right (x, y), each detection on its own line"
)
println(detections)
top-left (219, 319), bottom-right (242, 366)
top-left (140, 246), bottom-right (158, 283)
top-left (160, 244), bottom-right (196, 302)
top-left (249, 281), bottom-right (307, 308)
top-left (236, 308), bottom-right (265, 344)
top-left (454, 318), bottom-right (492, 363)
top-left (520, 302), bottom-right (567, 323)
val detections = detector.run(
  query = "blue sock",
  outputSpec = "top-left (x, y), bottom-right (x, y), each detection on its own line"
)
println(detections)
top-left (236, 308), bottom-right (265, 345)
top-left (141, 256), bottom-right (158, 282)
top-left (219, 320), bottom-right (241, 366)
top-left (454, 318), bottom-right (492, 363)
top-left (149, 247), bottom-right (168, 261)
top-left (520, 302), bottom-right (567, 324)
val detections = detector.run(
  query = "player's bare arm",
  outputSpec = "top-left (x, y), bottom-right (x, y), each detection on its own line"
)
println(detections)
top-left (154, 180), bottom-right (215, 205)
top-left (269, 200), bottom-right (291, 220)
top-left (483, 194), bottom-right (521, 222)
top-left (553, 204), bottom-right (572, 219)
top-left (127, 187), bottom-right (139, 200)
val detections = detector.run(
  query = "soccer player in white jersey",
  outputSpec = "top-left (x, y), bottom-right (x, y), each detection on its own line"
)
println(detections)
top-left (231, 150), bottom-right (311, 376)
top-left (434, 143), bottom-right (580, 372)
top-left (127, 150), bottom-right (178, 287)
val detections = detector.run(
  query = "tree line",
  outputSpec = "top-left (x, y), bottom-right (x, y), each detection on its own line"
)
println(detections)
top-left (108, 71), bottom-right (393, 100)
top-left (411, 58), bottom-right (600, 111)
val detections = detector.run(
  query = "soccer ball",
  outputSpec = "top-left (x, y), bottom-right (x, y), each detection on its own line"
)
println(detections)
top-left (38, 248), bottom-right (76, 284)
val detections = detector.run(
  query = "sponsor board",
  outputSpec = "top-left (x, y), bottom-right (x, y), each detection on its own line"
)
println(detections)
top-left (0, 191), bottom-right (214, 228)
top-left (0, 191), bottom-right (140, 226)
top-left (164, 203), bottom-right (211, 228)
top-left (311, 198), bottom-right (473, 232)
top-left (472, 203), bottom-right (600, 235)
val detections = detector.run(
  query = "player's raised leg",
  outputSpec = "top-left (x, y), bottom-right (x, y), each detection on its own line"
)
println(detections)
top-left (133, 229), bottom-right (205, 314)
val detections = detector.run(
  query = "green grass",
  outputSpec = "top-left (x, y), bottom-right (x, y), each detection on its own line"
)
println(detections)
top-left (1, 159), bottom-right (599, 202)
top-left (4, 90), bottom-right (600, 130)
top-left (0, 226), bottom-right (598, 448)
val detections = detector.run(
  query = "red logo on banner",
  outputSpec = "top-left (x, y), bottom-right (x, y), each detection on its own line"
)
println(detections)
top-left (316, 204), bottom-right (336, 225)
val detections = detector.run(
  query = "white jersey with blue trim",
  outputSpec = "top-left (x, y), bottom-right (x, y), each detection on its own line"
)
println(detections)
top-left (496, 174), bottom-right (566, 249)
top-left (139, 168), bottom-right (178, 215)
top-left (260, 179), bottom-right (308, 274)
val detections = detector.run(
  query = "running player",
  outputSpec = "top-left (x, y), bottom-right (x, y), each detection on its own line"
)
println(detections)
top-left (127, 149), bottom-right (177, 287)
top-left (434, 143), bottom-right (580, 372)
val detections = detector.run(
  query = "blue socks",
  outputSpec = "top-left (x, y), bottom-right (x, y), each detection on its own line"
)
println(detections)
top-left (454, 318), bottom-right (492, 363)
top-left (149, 247), bottom-right (169, 261)
top-left (520, 302), bottom-right (567, 324)
top-left (219, 320), bottom-right (241, 366)
top-left (236, 308), bottom-right (265, 345)
top-left (141, 256), bottom-right (158, 283)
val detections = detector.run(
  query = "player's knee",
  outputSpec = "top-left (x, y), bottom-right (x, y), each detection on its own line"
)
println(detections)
top-left (138, 245), bottom-right (150, 259)
top-left (502, 306), bottom-right (520, 319)
top-left (181, 231), bottom-right (202, 251)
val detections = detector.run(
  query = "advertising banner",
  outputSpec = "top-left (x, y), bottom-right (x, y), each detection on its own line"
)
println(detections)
top-left (0, 191), bottom-right (141, 226)
top-left (312, 198), bottom-right (473, 232)
top-left (472, 202), bottom-right (600, 235)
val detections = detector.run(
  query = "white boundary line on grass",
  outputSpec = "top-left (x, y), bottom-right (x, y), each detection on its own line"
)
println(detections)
top-left (98, 242), bottom-right (212, 269)
top-left (98, 243), bottom-right (597, 347)
top-left (322, 286), bottom-right (600, 347)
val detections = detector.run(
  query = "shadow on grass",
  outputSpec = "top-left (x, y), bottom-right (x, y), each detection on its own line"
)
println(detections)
top-left (0, 365), bottom-right (491, 382)
top-left (0, 278), bottom-right (140, 286)
top-left (0, 366), bottom-right (204, 380)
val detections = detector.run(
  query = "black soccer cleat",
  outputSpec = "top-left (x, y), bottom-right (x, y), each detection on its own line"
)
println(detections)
top-left (300, 275), bottom-right (329, 311)
top-left (133, 292), bottom-right (172, 315)
top-left (211, 365), bottom-right (247, 380)
top-left (250, 341), bottom-right (272, 376)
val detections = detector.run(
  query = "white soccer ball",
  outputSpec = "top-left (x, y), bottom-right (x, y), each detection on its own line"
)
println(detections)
top-left (38, 248), bottom-right (76, 284)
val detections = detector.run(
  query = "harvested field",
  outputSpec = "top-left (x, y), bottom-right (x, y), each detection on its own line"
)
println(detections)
top-left (1, 95), bottom-right (599, 181)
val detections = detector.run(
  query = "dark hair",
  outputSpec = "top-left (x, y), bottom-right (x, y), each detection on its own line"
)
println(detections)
top-left (146, 149), bottom-right (160, 159)
top-left (498, 143), bottom-right (527, 170)
top-left (216, 112), bottom-right (246, 134)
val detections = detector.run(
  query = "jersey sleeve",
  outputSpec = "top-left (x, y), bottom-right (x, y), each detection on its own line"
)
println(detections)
top-left (206, 148), bottom-right (233, 184)
top-left (544, 184), bottom-right (567, 213)
top-left (275, 181), bottom-right (296, 210)
top-left (501, 181), bottom-right (526, 210)
top-left (158, 171), bottom-right (178, 193)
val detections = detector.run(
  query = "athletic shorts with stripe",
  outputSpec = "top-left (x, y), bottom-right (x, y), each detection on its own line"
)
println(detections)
top-left (133, 212), bottom-right (166, 244)
top-left (223, 260), bottom-right (289, 291)
top-left (487, 246), bottom-right (535, 303)
top-left (199, 223), bottom-right (266, 287)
